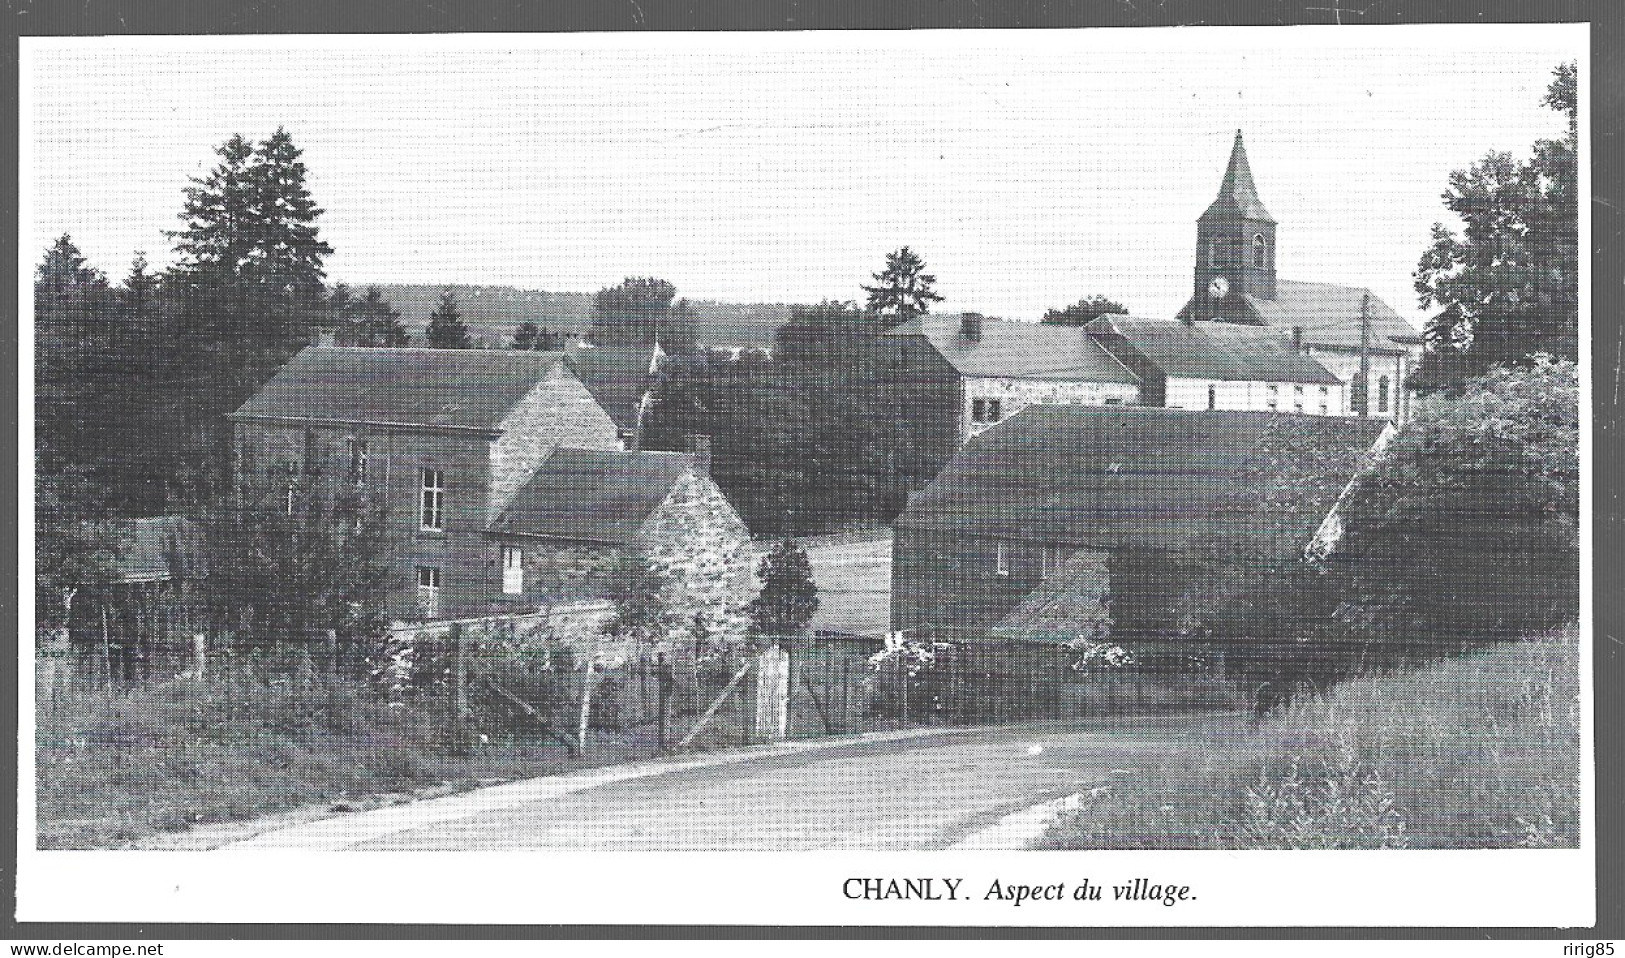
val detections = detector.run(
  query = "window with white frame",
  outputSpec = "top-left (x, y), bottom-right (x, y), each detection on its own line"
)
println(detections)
top-left (420, 468), bottom-right (444, 530)
top-left (347, 438), bottom-right (368, 485)
top-left (1319, 385), bottom-right (1330, 415)
top-left (417, 566), bottom-right (441, 618)
top-left (502, 545), bottom-right (524, 595)
top-left (1293, 384), bottom-right (1304, 413)
top-left (971, 398), bottom-right (988, 423)
top-left (995, 541), bottom-right (1009, 576)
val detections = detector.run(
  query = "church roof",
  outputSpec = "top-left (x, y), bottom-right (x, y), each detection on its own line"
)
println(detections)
top-left (1243, 281), bottom-right (1422, 352)
top-left (231, 346), bottom-right (569, 432)
top-left (1202, 130), bottom-right (1275, 224)
top-left (885, 313), bottom-right (1141, 384)
top-left (490, 447), bottom-right (697, 544)
top-left (897, 405), bottom-right (1387, 556)
top-left (1086, 315), bottom-right (1343, 385)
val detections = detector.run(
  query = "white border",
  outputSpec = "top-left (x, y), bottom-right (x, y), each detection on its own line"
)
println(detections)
top-left (17, 24), bottom-right (1595, 928)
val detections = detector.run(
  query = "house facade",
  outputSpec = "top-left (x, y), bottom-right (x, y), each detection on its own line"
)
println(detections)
top-left (488, 445), bottom-right (756, 642)
top-left (881, 312), bottom-right (1142, 486)
top-left (891, 405), bottom-right (1389, 644)
top-left (230, 346), bottom-right (623, 621)
top-left (1174, 130), bottom-right (1424, 422)
top-left (1084, 315), bottom-right (1349, 415)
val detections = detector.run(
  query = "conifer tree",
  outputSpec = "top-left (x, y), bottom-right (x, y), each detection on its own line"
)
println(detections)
top-left (425, 288), bottom-right (473, 349)
top-left (862, 246), bottom-right (944, 327)
top-left (749, 538), bottom-right (819, 640)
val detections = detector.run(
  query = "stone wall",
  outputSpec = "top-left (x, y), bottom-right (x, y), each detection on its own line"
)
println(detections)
top-left (961, 376), bottom-right (1140, 439)
top-left (638, 469), bottom-right (758, 642)
top-left (487, 363), bottom-right (623, 523)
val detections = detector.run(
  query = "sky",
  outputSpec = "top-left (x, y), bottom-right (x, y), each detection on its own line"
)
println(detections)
top-left (23, 27), bottom-right (1585, 328)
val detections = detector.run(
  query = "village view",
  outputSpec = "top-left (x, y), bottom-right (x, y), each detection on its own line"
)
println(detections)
top-left (32, 60), bottom-right (1580, 853)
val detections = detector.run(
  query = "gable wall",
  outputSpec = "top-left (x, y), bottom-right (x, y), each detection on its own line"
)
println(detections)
top-left (961, 376), bottom-right (1140, 438)
top-left (487, 364), bottom-right (624, 523)
top-left (638, 470), bottom-right (757, 642)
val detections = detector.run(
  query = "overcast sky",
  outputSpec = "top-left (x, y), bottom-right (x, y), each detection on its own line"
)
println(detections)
top-left (23, 27), bottom-right (1584, 327)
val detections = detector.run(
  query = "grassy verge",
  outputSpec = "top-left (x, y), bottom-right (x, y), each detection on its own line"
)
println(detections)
top-left (1037, 626), bottom-right (1581, 849)
top-left (35, 660), bottom-right (651, 850)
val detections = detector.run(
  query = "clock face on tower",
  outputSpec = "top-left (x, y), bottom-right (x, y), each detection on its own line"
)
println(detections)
top-left (1208, 276), bottom-right (1230, 299)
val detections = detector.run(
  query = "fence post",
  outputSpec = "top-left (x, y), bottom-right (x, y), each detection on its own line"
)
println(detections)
top-left (656, 652), bottom-right (668, 754)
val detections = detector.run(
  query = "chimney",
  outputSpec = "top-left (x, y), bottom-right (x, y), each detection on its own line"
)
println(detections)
top-left (312, 324), bottom-right (337, 348)
top-left (685, 434), bottom-right (712, 477)
top-left (960, 312), bottom-right (983, 342)
top-left (1291, 326), bottom-right (1303, 349)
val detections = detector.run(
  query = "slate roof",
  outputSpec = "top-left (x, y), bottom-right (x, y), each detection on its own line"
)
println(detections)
top-left (884, 314), bottom-right (1141, 384)
top-left (898, 405), bottom-right (1387, 556)
top-left (1086, 316), bottom-right (1342, 385)
top-left (1201, 130), bottom-right (1275, 223)
top-left (1242, 280), bottom-right (1422, 352)
top-left (231, 347), bottom-right (569, 432)
top-left (88, 516), bottom-right (205, 583)
top-left (490, 448), bottom-right (696, 544)
top-left (565, 342), bottom-right (659, 432)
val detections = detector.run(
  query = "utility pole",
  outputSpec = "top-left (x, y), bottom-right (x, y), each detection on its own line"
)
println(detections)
top-left (1356, 293), bottom-right (1372, 418)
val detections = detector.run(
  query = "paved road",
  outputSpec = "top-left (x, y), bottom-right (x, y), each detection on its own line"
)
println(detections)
top-left (235, 712), bottom-right (1239, 851)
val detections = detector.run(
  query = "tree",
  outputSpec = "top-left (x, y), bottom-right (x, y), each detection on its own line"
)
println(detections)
top-left (1331, 356), bottom-right (1579, 644)
top-left (34, 462), bottom-right (117, 638)
top-left (861, 246), bottom-right (944, 326)
top-left (1042, 294), bottom-right (1128, 326)
top-left (425, 288), bottom-right (473, 349)
top-left (601, 553), bottom-right (675, 646)
top-left (338, 286), bottom-right (410, 347)
top-left (34, 236), bottom-right (116, 481)
top-left (511, 321), bottom-right (540, 350)
top-left (749, 538), bottom-right (819, 639)
top-left (205, 477), bottom-right (394, 659)
top-left (590, 276), bottom-right (678, 347)
top-left (1414, 62), bottom-right (1578, 389)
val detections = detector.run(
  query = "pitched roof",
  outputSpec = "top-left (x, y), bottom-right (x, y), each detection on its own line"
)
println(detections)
top-left (884, 314), bottom-right (1141, 384)
top-left (1202, 130), bottom-right (1275, 223)
top-left (1086, 316), bottom-right (1343, 385)
top-left (491, 448), bottom-right (696, 544)
top-left (88, 516), bottom-right (205, 583)
top-left (565, 342), bottom-right (658, 431)
top-left (231, 347), bottom-right (568, 432)
top-left (1241, 281), bottom-right (1421, 351)
top-left (899, 405), bottom-right (1387, 556)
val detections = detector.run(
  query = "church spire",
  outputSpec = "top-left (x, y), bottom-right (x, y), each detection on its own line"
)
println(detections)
top-left (1207, 129), bottom-right (1275, 224)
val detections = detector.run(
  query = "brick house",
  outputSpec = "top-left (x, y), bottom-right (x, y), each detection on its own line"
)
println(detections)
top-left (230, 346), bottom-right (623, 621)
top-left (487, 445), bottom-right (755, 640)
top-left (891, 405), bottom-right (1389, 644)
top-left (1174, 130), bottom-right (1423, 422)
top-left (1084, 315), bottom-right (1348, 415)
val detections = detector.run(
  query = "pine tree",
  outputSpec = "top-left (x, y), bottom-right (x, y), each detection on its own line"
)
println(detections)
top-left (862, 246), bottom-right (944, 327)
top-left (339, 286), bottom-right (410, 347)
top-left (34, 236), bottom-right (115, 480)
top-left (425, 288), bottom-right (473, 349)
top-left (749, 538), bottom-right (819, 640)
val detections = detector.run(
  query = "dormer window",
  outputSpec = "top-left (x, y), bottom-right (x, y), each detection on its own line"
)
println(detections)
top-left (1253, 233), bottom-right (1267, 269)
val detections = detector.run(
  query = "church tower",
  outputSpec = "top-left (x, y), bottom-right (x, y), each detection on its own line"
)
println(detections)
top-left (1190, 130), bottom-right (1276, 323)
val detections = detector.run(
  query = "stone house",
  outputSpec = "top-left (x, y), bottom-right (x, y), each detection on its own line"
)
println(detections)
top-left (487, 444), bottom-right (755, 641)
top-left (880, 312), bottom-right (1142, 488)
top-left (564, 340), bottom-right (664, 450)
top-left (1174, 130), bottom-right (1423, 422)
top-left (1084, 315), bottom-right (1349, 415)
top-left (230, 346), bottom-right (624, 621)
top-left (891, 404), bottom-right (1390, 645)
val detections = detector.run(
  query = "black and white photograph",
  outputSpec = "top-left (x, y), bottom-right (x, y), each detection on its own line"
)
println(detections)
top-left (18, 23), bottom-right (1595, 929)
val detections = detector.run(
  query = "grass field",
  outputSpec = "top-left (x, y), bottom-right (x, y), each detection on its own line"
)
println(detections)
top-left (1037, 626), bottom-right (1582, 849)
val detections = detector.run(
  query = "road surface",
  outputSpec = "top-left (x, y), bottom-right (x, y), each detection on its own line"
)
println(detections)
top-left (232, 712), bottom-right (1240, 851)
